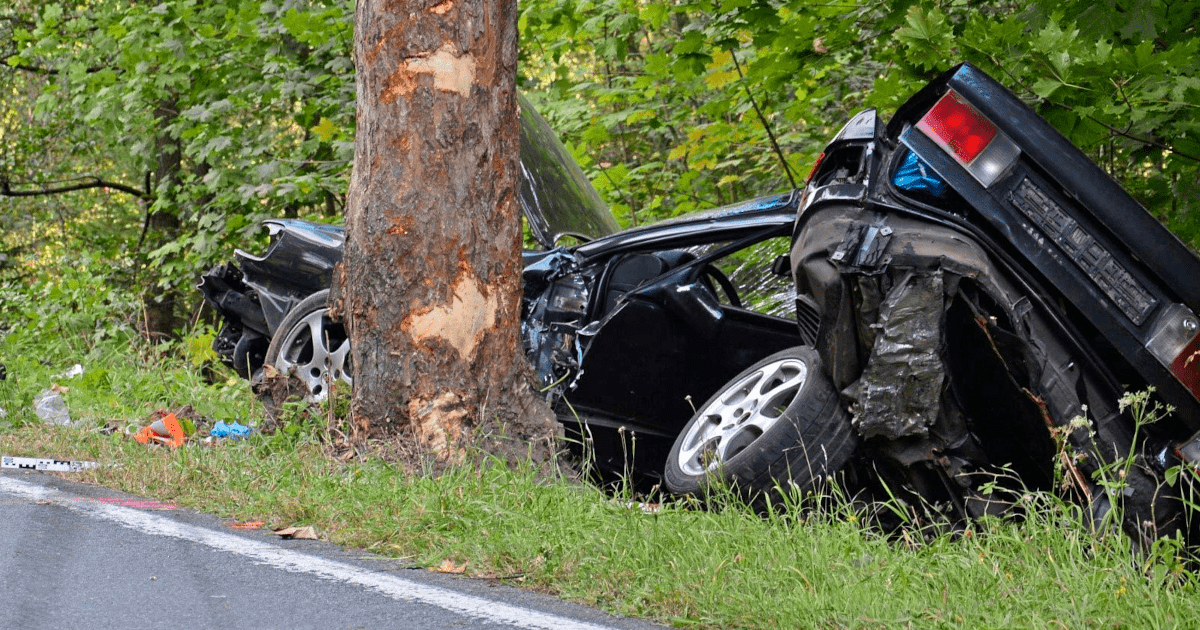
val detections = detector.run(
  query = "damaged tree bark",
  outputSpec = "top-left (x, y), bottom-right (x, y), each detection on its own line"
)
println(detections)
top-left (335, 0), bottom-right (559, 464)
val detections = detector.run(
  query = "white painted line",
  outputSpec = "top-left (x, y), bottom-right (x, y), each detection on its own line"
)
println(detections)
top-left (0, 476), bottom-right (618, 630)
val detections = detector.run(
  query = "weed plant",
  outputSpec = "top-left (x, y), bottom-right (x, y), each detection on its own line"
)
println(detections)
top-left (2, 268), bottom-right (1199, 629)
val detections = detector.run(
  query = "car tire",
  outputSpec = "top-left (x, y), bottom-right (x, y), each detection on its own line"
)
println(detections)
top-left (664, 345), bottom-right (856, 503)
top-left (263, 289), bottom-right (352, 402)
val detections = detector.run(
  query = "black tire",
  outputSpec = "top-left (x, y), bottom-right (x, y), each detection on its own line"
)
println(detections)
top-left (263, 290), bottom-right (352, 402)
top-left (664, 345), bottom-right (856, 503)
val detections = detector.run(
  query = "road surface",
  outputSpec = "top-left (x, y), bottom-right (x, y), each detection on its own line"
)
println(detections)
top-left (0, 469), bottom-right (668, 630)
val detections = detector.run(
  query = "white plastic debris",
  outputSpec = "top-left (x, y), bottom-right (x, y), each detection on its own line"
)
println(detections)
top-left (55, 363), bottom-right (84, 379)
top-left (33, 390), bottom-right (71, 426)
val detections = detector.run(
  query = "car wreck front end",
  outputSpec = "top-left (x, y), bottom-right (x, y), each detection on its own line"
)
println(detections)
top-left (521, 193), bottom-right (811, 478)
top-left (198, 220), bottom-right (345, 380)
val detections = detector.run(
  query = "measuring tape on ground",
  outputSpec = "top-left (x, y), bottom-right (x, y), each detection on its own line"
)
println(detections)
top-left (1, 456), bottom-right (98, 472)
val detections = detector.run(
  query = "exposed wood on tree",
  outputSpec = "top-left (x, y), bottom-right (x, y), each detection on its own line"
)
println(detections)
top-left (336, 0), bottom-right (560, 465)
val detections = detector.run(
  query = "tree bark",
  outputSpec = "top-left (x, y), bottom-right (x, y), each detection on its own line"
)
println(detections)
top-left (143, 97), bottom-right (183, 341)
top-left (337, 0), bottom-right (559, 465)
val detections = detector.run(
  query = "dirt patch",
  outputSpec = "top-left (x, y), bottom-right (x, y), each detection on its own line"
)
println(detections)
top-left (252, 365), bottom-right (314, 434)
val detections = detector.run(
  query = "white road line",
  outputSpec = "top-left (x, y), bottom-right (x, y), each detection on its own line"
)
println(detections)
top-left (0, 476), bottom-right (617, 630)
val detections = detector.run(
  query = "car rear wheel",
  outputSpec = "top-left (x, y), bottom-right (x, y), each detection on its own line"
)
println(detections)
top-left (263, 290), bottom-right (352, 402)
top-left (664, 345), bottom-right (856, 504)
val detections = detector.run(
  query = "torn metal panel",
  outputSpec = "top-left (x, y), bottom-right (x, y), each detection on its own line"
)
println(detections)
top-left (851, 274), bottom-right (886, 357)
top-left (520, 250), bottom-right (591, 400)
top-left (830, 222), bottom-right (893, 272)
top-left (848, 269), bottom-right (947, 440)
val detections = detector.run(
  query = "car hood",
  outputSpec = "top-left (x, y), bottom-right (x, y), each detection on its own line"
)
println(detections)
top-left (517, 94), bottom-right (622, 247)
top-left (572, 191), bottom-right (801, 259)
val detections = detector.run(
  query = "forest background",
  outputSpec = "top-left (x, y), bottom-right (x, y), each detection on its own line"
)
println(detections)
top-left (1, 0), bottom-right (1197, 342)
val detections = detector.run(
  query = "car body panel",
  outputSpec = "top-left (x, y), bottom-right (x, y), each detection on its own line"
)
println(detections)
top-left (234, 219), bottom-right (346, 333)
top-left (517, 94), bottom-right (622, 245)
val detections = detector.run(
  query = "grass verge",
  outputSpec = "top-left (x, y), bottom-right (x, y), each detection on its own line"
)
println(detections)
top-left (1, 418), bottom-right (1197, 629)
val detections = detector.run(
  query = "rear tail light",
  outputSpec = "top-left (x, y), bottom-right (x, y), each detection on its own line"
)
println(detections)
top-left (804, 152), bottom-right (826, 185)
top-left (916, 90), bottom-right (1020, 187)
top-left (1146, 303), bottom-right (1200, 401)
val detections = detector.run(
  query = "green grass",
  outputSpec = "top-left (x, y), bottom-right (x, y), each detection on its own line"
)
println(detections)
top-left (1, 421), bottom-right (1196, 629)
top-left (1, 269), bottom-right (1198, 629)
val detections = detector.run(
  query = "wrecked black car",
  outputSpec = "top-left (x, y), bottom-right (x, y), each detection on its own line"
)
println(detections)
top-left (201, 66), bottom-right (1200, 544)
top-left (199, 95), bottom-right (806, 479)
top-left (675, 62), bottom-right (1200, 544)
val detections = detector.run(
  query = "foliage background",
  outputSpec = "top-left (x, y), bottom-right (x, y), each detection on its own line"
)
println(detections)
top-left (1, 0), bottom-right (1197, 336)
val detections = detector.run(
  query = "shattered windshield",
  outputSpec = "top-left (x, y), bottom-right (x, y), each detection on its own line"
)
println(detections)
top-left (518, 94), bottom-right (622, 247)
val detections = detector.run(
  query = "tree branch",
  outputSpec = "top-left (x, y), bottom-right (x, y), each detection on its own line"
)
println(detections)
top-left (1067, 106), bottom-right (1200, 164)
top-left (5, 60), bottom-right (59, 75)
top-left (729, 49), bottom-right (798, 190)
top-left (1, 175), bottom-right (153, 200)
top-left (978, 54), bottom-right (1200, 165)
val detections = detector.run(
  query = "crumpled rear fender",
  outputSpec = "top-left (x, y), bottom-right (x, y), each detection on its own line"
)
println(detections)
top-left (791, 204), bottom-right (1127, 495)
top-left (792, 204), bottom-right (1024, 392)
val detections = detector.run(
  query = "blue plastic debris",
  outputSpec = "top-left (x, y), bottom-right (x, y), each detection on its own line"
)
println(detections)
top-left (893, 150), bottom-right (948, 197)
top-left (211, 420), bottom-right (253, 439)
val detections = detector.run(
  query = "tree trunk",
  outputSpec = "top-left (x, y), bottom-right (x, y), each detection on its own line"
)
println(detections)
top-left (143, 98), bottom-right (183, 340)
top-left (336, 0), bottom-right (559, 465)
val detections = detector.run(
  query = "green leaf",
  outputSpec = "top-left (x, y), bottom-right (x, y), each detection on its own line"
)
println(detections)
top-left (311, 117), bottom-right (336, 142)
top-left (42, 4), bottom-right (63, 23)
top-left (893, 7), bottom-right (954, 71)
top-left (642, 4), bottom-right (668, 29)
top-left (1032, 78), bottom-right (1063, 99)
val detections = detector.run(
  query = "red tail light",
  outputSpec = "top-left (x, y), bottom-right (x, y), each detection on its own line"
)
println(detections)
top-left (1147, 304), bottom-right (1200, 402)
top-left (916, 90), bottom-right (1020, 187)
top-left (1170, 334), bottom-right (1200, 400)
top-left (805, 152), bottom-right (826, 185)
top-left (918, 91), bottom-right (996, 162)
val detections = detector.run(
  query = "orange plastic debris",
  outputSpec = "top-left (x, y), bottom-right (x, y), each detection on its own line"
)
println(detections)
top-left (133, 413), bottom-right (186, 447)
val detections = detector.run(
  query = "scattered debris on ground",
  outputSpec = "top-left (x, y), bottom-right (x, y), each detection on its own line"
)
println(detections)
top-left (133, 412), bottom-right (187, 447)
top-left (274, 525), bottom-right (318, 540)
top-left (126, 405), bottom-right (258, 447)
top-left (211, 420), bottom-right (253, 439)
top-left (54, 364), bottom-right (84, 379)
top-left (31, 364), bottom-right (86, 426)
top-left (33, 389), bottom-right (71, 425)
